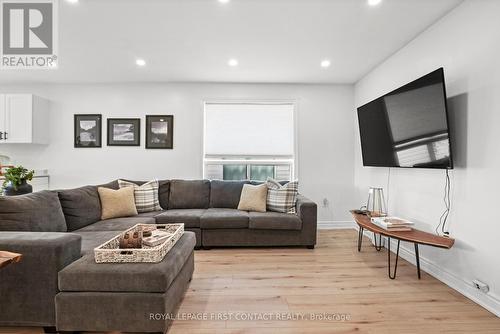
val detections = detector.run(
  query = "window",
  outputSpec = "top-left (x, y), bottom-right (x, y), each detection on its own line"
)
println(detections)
top-left (250, 165), bottom-right (275, 181)
top-left (223, 165), bottom-right (247, 181)
top-left (203, 102), bottom-right (296, 181)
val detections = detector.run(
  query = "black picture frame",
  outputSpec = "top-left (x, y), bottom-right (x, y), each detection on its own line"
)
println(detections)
top-left (74, 114), bottom-right (102, 148)
top-left (107, 118), bottom-right (141, 146)
top-left (146, 115), bottom-right (174, 149)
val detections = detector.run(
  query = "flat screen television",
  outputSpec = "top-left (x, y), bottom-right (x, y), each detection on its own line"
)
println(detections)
top-left (357, 68), bottom-right (453, 169)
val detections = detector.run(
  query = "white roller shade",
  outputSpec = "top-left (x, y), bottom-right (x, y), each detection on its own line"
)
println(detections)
top-left (204, 103), bottom-right (295, 156)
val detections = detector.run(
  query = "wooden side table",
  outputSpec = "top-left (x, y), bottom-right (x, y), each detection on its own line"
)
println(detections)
top-left (0, 251), bottom-right (22, 269)
top-left (350, 211), bottom-right (454, 279)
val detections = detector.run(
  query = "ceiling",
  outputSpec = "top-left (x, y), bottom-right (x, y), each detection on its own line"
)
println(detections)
top-left (0, 0), bottom-right (463, 84)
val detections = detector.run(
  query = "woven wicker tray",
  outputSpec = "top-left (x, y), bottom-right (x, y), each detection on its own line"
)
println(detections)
top-left (94, 223), bottom-right (184, 263)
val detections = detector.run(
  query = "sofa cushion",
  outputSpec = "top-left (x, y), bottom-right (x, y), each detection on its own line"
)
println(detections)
top-left (58, 182), bottom-right (121, 231)
top-left (158, 180), bottom-right (170, 209)
top-left (186, 227), bottom-right (202, 248)
top-left (98, 187), bottom-right (138, 220)
top-left (97, 180), bottom-right (120, 190)
top-left (137, 211), bottom-right (166, 218)
top-left (58, 186), bottom-right (101, 231)
top-left (73, 231), bottom-right (121, 255)
top-left (58, 232), bottom-right (196, 293)
top-left (0, 190), bottom-right (67, 232)
top-left (168, 180), bottom-right (210, 209)
top-left (251, 180), bottom-right (289, 186)
top-left (75, 217), bottom-right (156, 232)
top-left (200, 208), bottom-right (249, 229)
top-left (154, 209), bottom-right (205, 228)
top-left (209, 180), bottom-right (248, 209)
top-left (248, 211), bottom-right (302, 230)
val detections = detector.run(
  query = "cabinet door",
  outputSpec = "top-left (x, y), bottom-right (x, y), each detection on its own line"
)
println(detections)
top-left (4, 94), bottom-right (33, 143)
top-left (0, 95), bottom-right (5, 140)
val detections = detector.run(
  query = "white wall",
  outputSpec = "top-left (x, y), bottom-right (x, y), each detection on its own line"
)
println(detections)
top-left (354, 0), bottom-right (500, 315)
top-left (0, 83), bottom-right (355, 223)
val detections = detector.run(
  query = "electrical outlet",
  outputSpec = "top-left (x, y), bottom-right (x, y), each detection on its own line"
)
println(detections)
top-left (472, 279), bottom-right (489, 293)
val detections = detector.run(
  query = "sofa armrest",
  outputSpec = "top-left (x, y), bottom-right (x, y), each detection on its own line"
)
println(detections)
top-left (0, 232), bottom-right (82, 327)
top-left (296, 195), bottom-right (317, 246)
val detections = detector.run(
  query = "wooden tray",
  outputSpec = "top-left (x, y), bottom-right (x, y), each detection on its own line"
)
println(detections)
top-left (94, 224), bottom-right (184, 263)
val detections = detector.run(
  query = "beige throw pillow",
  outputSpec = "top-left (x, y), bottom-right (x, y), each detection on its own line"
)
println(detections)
top-left (237, 184), bottom-right (267, 212)
top-left (98, 186), bottom-right (138, 220)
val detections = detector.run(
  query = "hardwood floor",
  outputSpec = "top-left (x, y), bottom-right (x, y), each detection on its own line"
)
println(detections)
top-left (2, 229), bottom-right (499, 334)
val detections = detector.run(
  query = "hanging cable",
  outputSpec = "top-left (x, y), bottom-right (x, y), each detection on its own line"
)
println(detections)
top-left (386, 167), bottom-right (391, 214)
top-left (435, 169), bottom-right (451, 236)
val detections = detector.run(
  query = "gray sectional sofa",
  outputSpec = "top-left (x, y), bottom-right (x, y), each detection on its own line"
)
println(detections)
top-left (0, 179), bottom-right (317, 333)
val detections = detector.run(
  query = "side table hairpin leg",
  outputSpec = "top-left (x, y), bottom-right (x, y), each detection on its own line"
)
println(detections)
top-left (358, 228), bottom-right (383, 252)
top-left (387, 237), bottom-right (400, 279)
top-left (374, 233), bottom-right (383, 251)
top-left (357, 226), bottom-right (364, 252)
top-left (358, 226), bottom-right (364, 252)
top-left (414, 243), bottom-right (421, 279)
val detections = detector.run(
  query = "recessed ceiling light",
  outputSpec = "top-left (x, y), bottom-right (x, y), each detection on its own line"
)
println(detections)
top-left (218, 0), bottom-right (230, 3)
top-left (228, 58), bottom-right (239, 67)
top-left (66, 0), bottom-right (79, 4)
top-left (320, 59), bottom-right (331, 68)
top-left (368, 0), bottom-right (382, 6)
top-left (136, 59), bottom-right (146, 67)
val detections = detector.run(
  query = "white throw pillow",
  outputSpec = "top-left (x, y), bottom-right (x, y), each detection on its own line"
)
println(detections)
top-left (118, 179), bottom-right (162, 213)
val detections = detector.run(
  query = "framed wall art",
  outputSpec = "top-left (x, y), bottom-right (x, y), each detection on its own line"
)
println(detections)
top-left (107, 118), bottom-right (141, 146)
top-left (74, 114), bottom-right (102, 148)
top-left (146, 115), bottom-right (173, 149)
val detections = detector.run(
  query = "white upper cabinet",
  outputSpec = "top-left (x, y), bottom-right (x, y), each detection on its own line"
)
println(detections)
top-left (0, 94), bottom-right (49, 144)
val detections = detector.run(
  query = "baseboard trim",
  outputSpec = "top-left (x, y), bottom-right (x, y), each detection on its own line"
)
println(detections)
top-left (384, 238), bottom-right (500, 317)
top-left (318, 220), bottom-right (356, 229)
top-left (351, 222), bottom-right (500, 316)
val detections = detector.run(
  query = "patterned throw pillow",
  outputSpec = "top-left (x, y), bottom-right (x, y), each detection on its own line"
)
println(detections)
top-left (118, 179), bottom-right (162, 213)
top-left (266, 178), bottom-right (299, 214)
